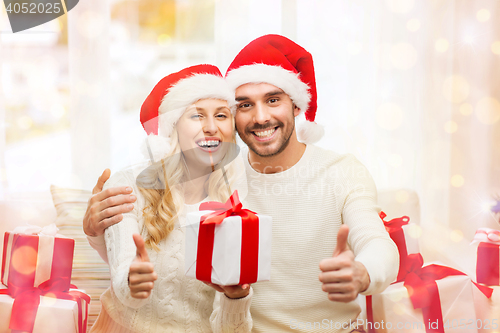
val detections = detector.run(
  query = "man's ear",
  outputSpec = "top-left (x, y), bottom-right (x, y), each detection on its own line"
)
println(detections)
top-left (293, 104), bottom-right (301, 117)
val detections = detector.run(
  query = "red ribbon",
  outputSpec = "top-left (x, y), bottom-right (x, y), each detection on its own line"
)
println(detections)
top-left (380, 211), bottom-right (410, 282)
top-left (476, 242), bottom-right (500, 286)
top-left (196, 190), bottom-right (260, 284)
top-left (0, 277), bottom-right (90, 333)
top-left (366, 253), bottom-right (493, 333)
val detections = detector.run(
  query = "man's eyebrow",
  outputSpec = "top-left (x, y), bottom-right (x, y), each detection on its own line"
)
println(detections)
top-left (265, 90), bottom-right (285, 97)
top-left (235, 90), bottom-right (285, 102)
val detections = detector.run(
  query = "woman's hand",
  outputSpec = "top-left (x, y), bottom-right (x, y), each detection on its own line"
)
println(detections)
top-left (129, 234), bottom-right (157, 299)
top-left (205, 282), bottom-right (251, 299)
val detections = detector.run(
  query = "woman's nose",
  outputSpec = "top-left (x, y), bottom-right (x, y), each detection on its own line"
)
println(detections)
top-left (202, 117), bottom-right (218, 134)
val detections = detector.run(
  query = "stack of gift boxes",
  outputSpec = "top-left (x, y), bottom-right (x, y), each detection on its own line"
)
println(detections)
top-left (0, 224), bottom-right (90, 333)
top-left (363, 212), bottom-right (498, 333)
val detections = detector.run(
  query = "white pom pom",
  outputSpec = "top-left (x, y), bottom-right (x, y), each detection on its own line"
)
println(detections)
top-left (297, 121), bottom-right (324, 144)
top-left (141, 134), bottom-right (171, 162)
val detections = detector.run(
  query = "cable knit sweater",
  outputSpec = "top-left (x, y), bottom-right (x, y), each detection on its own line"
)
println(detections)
top-left (241, 144), bottom-right (399, 333)
top-left (87, 166), bottom-right (253, 333)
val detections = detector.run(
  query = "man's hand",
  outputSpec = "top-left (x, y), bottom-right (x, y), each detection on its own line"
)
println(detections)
top-left (83, 169), bottom-right (137, 237)
top-left (204, 282), bottom-right (251, 299)
top-left (318, 225), bottom-right (370, 302)
top-left (129, 234), bottom-right (157, 299)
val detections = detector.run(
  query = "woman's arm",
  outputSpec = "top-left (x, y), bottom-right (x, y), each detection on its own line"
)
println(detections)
top-left (103, 171), bottom-right (151, 309)
top-left (210, 287), bottom-right (253, 333)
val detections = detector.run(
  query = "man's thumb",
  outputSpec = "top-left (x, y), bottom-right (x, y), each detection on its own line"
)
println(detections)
top-left (133, 234), bottom-right (150, 262)
top-left (93, 169), bottom-right (111, 195)
top-left (333, 225), bottom-right (349, 257)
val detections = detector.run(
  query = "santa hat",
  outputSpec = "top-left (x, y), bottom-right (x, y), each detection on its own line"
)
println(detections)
top-left (140, 64), bottom-right (236, 162)
top-left (225, 34), bottom-right (324, 144)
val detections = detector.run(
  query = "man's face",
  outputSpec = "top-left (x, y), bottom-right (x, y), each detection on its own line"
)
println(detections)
top-left (234, 83), bottom-right (300, 158)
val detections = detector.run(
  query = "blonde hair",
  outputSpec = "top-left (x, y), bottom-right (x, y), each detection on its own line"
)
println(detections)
top-left (138, 124), bottom-right (238, 251)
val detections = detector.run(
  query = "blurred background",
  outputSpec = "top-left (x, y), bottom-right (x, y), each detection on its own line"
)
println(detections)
top-left (0, 0), bottom-right (499, 267)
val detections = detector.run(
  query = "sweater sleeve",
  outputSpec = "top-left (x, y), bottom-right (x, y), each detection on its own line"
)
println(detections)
top-left (210, 287), bottom-right (253, 332)
top-left (341, 156), bottom-right (399, 295)
top-left (87, 234), bottom-right (108, 264)
top-left (103, 171), bottom-right (150, 309)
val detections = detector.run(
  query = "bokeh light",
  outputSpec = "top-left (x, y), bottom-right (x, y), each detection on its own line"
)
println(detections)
top-left (442, 75), bottom-right (469, 104)
top-left (407, 224), bottom-right (422, 239)
top-left (492, 41), bottom-right (500, 55)
top-left (406, 18), bottom-right (420, 32)
top-left (388, 288), bottom-right (406, 302)
top-left (475, 97), bottom-right (500, 125)
top-left (390, 43), bottom-right (418, 70)
top-left (476, 9), bottom-right (490, 22)
top-left (377, 103), bottom-right (403, 130)
top-left (444, 120), bottom-right (458, 133)
top-left (435, 38), bottom-right (449, 53)
top-left (385, 0), bottom-right (414, 14)
top-left (11, 246), bottom-right (37, 275)
top-left (459, 103), bottom-right (473, 116)
top-left (450, 229), bottom-right (464, 242)
top-left (157, 34), bottom-right (172, 46)
top-left (451, 174), bottom-right (464, 187)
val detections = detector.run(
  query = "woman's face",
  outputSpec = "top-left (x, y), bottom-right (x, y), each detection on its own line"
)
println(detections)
top-left (176, 98), bottom-right (234, 172)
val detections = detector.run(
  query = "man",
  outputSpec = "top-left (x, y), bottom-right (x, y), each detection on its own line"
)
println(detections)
top-left (85, 35), bottom-right (398, 332)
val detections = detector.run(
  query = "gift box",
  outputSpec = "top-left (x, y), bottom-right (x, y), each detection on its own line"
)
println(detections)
top-left (471, 228), bottom-right (500, 286)
top-left (379, 211), bottom-right (420, 282)
top-left (0, 285), bottom-right (90, 333)
top-left (185, 191), bottom-right (272, 286)
top-left (2, 224), bottom-right (74, 290)
top-left (0, 225), bottom-right (89, 332)
top-left (365, 254), bottom-right (493, 333)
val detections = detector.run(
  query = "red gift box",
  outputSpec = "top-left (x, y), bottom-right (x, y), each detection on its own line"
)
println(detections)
top-left (365, 254), bottom-right (493, 333)
top-left (472, 228), bottom-right (500, 286)
top-left (185, 191), bottom-right (272, 285)
top-left (0, 225), bottom-right (90, 333)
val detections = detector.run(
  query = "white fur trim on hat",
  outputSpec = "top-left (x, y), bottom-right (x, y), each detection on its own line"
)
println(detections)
top-left (158, 74), bottom-right (236, 137)
top-left (297, 120), bottom-right (324, 144)
top-left (141, 133), bottom-right (172, 163)
top-left (225, 64), bottom-right (311, 113)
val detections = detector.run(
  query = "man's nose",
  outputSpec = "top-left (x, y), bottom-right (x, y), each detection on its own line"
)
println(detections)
top-left (253, 102), bottom-right (271, 124)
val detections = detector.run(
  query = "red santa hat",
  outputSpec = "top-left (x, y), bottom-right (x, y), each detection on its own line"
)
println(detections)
top-left (140, 64), bottom-right (236, 162)
top-left (225, 34), bottom-right (324, 144)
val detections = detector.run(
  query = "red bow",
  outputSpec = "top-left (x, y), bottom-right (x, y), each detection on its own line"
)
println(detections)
top-left (196, 191), bottom-right (260, 284)
top-left (0, 277), bottom-right (90, 333)
top-left (380, 211), bottom-right (411, 282)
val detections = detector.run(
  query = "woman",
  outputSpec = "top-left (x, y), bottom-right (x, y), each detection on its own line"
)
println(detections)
top-left (88, 65), bottom-right (252, 332)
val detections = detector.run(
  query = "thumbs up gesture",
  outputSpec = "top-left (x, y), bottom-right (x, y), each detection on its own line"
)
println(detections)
top-left (129, 234), bottom-right (158, 299)
top-left (318, 225), bottom-right (370, 303)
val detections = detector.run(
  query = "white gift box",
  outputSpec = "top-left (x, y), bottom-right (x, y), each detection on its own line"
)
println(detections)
top-left (185, 210), bottom-right (272, 286)
top-left (0, 285), bottom-right (87, 333)
top-left (368, 275), bottom-right (492, 333)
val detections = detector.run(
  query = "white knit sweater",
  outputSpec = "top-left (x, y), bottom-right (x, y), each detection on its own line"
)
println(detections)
top-left (242, 144), bottom-right (399, 333)
top-left (87, 166), bottom-right (253, 333)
